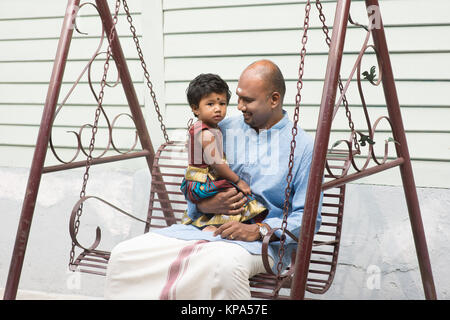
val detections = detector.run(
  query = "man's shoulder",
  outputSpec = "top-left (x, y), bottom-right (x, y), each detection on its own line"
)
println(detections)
top-left (299, 129), bottom-right (314, 151)
top-left (280, 121), bottom-right (314, 152)
top-left (219, 114), bottom-right (243, 131)
top-left (276, 123), bottom-right (314, 168)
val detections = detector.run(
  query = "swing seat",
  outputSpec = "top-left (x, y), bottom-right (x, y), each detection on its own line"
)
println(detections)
top-left (69, 140), bottom-right (348, 299)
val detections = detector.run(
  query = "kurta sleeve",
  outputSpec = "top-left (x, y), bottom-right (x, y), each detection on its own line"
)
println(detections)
top-left (262, 146), bottom-right (322, 245)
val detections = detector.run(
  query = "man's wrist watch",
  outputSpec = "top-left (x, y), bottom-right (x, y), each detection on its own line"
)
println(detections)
top-left (256, 223), bottom-right (269, 240)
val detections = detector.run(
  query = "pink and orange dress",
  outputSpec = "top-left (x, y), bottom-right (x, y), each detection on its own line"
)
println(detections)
top-left (180, 121), bottom-right (267, 228)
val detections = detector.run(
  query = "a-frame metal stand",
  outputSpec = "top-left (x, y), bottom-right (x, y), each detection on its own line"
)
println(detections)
top-left (2, 0), bottom-right (171, 300)
top-left (290, 0), bottom-right (436, 299)
top-left (3, 0), bottom-right (436, 300)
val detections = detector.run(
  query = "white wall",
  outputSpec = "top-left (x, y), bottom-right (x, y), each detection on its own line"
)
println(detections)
top-left (158, 0), bottom-right (450, 188)
top-left (0, 0), bottom-right (146, 170)
top-left (0, 0), bottom-right (449, 183)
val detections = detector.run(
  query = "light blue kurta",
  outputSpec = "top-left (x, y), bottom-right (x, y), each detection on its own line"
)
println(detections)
top-left (153, 111), bottom-right (322, 272)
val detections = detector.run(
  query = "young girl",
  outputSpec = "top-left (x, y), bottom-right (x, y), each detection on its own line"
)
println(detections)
top-left (180, 73), bottom-right (267, 231)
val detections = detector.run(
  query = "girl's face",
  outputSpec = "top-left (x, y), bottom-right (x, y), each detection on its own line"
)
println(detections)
top-left (192, 92), bottom-right (228, 127)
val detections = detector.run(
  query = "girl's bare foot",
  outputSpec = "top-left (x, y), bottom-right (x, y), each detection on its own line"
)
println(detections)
top-left (202, 225), bottom-right (218, 232)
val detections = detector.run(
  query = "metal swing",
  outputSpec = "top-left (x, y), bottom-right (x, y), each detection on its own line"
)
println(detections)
top-left (4, 0), bottom-right (437, 300)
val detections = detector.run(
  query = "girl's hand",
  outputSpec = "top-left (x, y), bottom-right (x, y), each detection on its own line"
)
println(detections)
top-left (237, 179), bottom-right (251, 195)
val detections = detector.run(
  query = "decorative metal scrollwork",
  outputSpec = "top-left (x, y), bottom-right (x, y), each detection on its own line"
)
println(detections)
top-left (325, 17), bottom-right (400, 181)
top-left (49, 1), bottom-right (139, 166)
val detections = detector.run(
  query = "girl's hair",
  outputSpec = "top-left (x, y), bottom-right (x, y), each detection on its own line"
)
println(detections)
top-left (186, 73), bottom-right (231, 109)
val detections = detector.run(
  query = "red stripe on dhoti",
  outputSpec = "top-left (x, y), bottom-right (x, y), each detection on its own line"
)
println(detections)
top-left (159, 240), bottom-right (208, 300)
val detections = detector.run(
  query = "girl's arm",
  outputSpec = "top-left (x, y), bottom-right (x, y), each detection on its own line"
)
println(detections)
top-left (201, 129), bottom-right (239, 183)
top-left (200, 129), bottom-right (251, 194)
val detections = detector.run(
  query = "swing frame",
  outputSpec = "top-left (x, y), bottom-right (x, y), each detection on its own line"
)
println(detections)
top-left (3, 0), bottom-right (437, 300)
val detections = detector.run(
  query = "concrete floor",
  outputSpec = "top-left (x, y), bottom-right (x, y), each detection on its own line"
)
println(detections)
top-left (0, 288), bottom-right (102, 300)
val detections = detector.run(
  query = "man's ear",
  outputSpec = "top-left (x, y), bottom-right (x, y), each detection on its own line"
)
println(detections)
top-left (270, 92), bottom-right (281, 109)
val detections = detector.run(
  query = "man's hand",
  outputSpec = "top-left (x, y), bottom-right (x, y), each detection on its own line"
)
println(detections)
top-left (197, 188), bottom-right (247, 215)
top-left (213, 221), bottom-right (260, 242)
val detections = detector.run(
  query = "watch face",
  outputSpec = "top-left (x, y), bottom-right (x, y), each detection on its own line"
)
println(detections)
top-left (260, 226), bottom-right (268, 237)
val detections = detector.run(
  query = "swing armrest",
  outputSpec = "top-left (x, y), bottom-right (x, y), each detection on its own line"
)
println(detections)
top-left (69, 195), bottom-right (147, 253)
top-left (260, 227), bottom-right (298, 275)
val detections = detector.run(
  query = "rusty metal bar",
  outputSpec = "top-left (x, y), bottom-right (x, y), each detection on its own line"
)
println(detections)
top-left (365, 0), bottom-right (437, 300)
top-left (321, 157), bottom-right (404, 190)
top-left (42, 150), bottom-right (151, 173)
top-left (94, 0), bottom-right (174, 226)
top-left (290, 0), bottom-right (351, 300)
top-left (3, 0), bottom-right (81, 300)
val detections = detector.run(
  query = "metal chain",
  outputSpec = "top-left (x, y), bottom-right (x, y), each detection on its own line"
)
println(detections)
top-left (69, 0), bottom-right (122, 269)
top-left (122, 0), bottom-right (169, 143)
top-left (315, 0), bottom-right (360, 154)
top-left (275, 0), bottom-right (312, 287)
top-left (275, 0), bottom-right (361, 297)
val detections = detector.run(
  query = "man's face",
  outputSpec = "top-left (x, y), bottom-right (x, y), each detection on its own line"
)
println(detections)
top-left (236, 72), bottom-right (273, 130)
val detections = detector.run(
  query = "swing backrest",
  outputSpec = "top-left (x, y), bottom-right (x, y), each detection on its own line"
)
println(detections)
top-left (145, 141), bottom-right (190, 231)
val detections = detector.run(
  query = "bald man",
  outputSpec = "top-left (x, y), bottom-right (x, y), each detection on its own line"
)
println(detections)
top-left (104, 60), bottom-right (322, 300)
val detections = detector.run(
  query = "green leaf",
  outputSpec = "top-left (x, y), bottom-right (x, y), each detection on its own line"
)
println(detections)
top-left (386, 137), bottom-right (400, 145)
top-left (357, 132), bottom-right (375, 147)
top-left (363, 65), bottom-right (377, 83)
top-left (331, 140), bottom-right (343, 148)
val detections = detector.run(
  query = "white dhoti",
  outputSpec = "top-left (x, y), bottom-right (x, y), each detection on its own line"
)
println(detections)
top-left (104, 232), bottom-right (272, 300)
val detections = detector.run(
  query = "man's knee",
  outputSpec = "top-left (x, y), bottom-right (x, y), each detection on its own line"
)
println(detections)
top-left (217, 253), bottom-right (249, 281)
top-left (108, 241), bottom-right (129, 269)
top-left (208, 243), bottom-right (254, 299)
top-left (109, 232), bottom-right (160, 261)
top-left (108, 234), bottom-right (148, 265)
